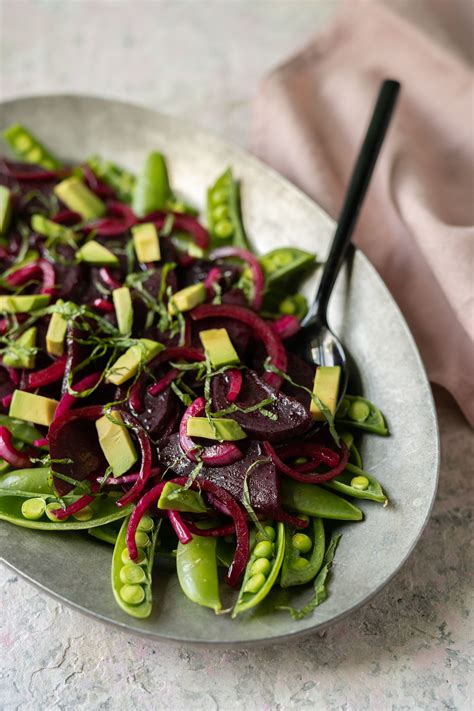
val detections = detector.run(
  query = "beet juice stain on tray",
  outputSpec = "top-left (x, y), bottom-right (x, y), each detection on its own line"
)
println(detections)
top-left (0, 100), bottom-right (439, 645)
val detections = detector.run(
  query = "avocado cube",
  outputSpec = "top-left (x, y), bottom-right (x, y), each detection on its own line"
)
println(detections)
top-left (112, 287), bottom-right (133, 335)
top-left (0, 294), bottom-right (50, 314)
top-left (310, 366), bottom-right (341, 421)
top-left (96, 411), bottom-right (138, 477)
top-left (157, 482), bottom-right (208, 513)
top-left (76, 240), bottom-right (119, 266)
top-left (3, 327), bottom-right (37, 369)
top-left (105, 338), bottom-right (163, 385)
top-left (54, 176), bottom-right (106, 220)
top-left (186, 417), bottom-right (247, 441)
top-left (198, 328), bottom-right (239, 369)
top-left (9, 390), bottom-right (58, 427)
top-left (168, 283), bottom-right (206, 315)
top-left (0, 186), bottom-right (12, 234)
top-left (46, 305), bottom-right (68, 357)
top-left (132, 223), bottom-right (161, 263)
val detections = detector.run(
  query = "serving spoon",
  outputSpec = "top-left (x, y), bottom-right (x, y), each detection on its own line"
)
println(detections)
top-left (295, 79), bottom-right (401, 406)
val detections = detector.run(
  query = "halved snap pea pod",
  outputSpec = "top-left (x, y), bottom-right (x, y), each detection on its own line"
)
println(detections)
top-left (3, 123), bottom-right (61, 169)
top-left (280, 517), bottom-right (325, 588)
top-left (280, 479), bottom-right (363, 521)
top-left (111, 514), bottom-right (161, 619)
top-left (0, 492), bottom-right (132, 530)
top-left (176, 526), bottom-right (221, 613)
top-left (207, 168), bottom-right (249, 249)
top-left (232, 522), bottom-right (285, 618)
top-left (259, 247), bottom-right (316, 288)
top-left (340, 431), bottom-right (363, 468)
top-left (132, 151), bottom-right (172, 217)
top-left (0, 467), bottom-right (52, 495)
top-left (324, 463), bottom-right (388, 504)
top-left (336, 395), bottom-right (388, 436)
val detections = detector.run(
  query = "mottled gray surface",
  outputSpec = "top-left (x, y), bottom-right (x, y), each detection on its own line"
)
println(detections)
top-left (0, 1), bottom-right (473, 709)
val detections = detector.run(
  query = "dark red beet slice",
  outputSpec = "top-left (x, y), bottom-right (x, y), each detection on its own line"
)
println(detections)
top-left (158, 435), bottom-right (284, 520)
top-left (211, 369), bottom-right (312, 443)
top-left (281, 351), bottom-right (314, 410)
top-left (136, 388), bottom-right (181, 440)
top-left (49, 418), bottom-right (107, 496)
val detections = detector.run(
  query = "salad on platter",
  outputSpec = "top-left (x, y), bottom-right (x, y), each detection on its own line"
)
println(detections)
top-left (0, 124), bottom-right (389, 620)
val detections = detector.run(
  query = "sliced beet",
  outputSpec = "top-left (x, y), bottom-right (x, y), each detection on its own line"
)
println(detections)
top-left (49, 418), bottom-right (107, 495)
top-left (158, 435), bottom-right (284, 519)
top-left (281, 351), bottom-right (314, 409)
top-left (135, 388), bottom-right (181, 440)
top-left (211, 369), bottom-right (312, 443)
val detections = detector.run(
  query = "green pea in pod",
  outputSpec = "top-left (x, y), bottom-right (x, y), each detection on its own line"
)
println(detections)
top-left (111, 514), bottom-right (161, 619)
top-left (280, 518), bottom-right (325, 588)
top-left (336, 395), bottom-right (389, 436)
top-left (232, 522), bottom-right (285, 618)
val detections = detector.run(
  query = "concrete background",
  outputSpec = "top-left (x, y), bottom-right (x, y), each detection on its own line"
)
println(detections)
top-left (0, 2), bottom-right (473, 709)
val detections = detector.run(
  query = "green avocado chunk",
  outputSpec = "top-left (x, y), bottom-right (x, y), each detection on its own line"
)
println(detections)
top-left (54, 176), bottom-right (106, 220)
top-left (105, 339), bottom-right (163, 385)
top-left (199, 328), bottom-right (240, 369)
top-left (168, 283), bottom-right (206, 315)
top-left (132, 223), bottom-right (161, 263)
top-left (3, 327), bottom-right (37, 369)
top-left (9, 390), bottom-right (58, 427)
top-left (0, 294), bottom-right (50, 314)
top-left (0, 186), bottom-right (12, 234)
top-left (96, 412), bottom-right (138, 477)
top-left (157, 482), bottom-right (208, 513)
top-left (186, 416), bottom-right (247, 441)
top-left (112, 287), bottom-right (133, 335)
top-left (311, 366), bottom-right (341, 421)
top-left (76, 240), bottom-right (119, 266)
top-left (46, 303), bottom-right (67, 356)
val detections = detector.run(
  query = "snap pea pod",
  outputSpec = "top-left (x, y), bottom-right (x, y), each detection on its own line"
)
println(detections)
top-left (0, 467), bottom-right (52, 495)
top-left (336, 395), bottom-right (388, 436)
top-left (324, 463), bottom-right (388, 504)
top-left (176, 528), bottom-right (221, 613)
top-left (157, 482), bottom-right (208, 513)
top-left (3, 123), bottom-right (61, 169)
top-left (280, 517), bottom-right (325, 588)
top-left (260, 247), bottom-right (316, 288)
top-left (207, 168), bottom-right (249, 249)
top-left (111, 514), bottom-right (161, 619)
top-left (280, 479), bottom-right (363, 521)
top-left (340, 431), bottom-right (363, 468)
top-left (232, 522), bottom-right (285, 618)
top-left (88, 523), bottom-right (120, 545)
top-left (261, 289), bottom-right (308, 321)
top-left (86, 155), bottom-right (136, 203)
top-left (0, 492), bottom-right (132, 530)
top-left (0, 415), bottom-right (44, 446)
top-left (0, 459), bottom-right (11, 475)
top-left (132, 151), bottom-right (172, 217)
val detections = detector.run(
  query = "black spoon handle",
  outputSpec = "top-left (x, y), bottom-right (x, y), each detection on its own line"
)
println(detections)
top-left (304, 79), bottom-right (400, 326)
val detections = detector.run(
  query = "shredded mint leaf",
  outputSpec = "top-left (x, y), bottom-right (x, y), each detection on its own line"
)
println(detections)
top-left (242, 458), bottom-right (272, 540)
top-left (277, 534), bottom-right (342, 620)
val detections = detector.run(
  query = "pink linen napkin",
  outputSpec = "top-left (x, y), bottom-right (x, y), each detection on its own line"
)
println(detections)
top-left (252, 2), bottom-right (474, 425)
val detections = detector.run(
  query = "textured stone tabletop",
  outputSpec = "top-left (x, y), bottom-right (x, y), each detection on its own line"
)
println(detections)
top-left (0, 2), bottom-right (473, 709)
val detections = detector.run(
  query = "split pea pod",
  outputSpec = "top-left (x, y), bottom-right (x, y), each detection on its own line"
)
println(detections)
top-left (232, 522), bottom-right (285, 617)
top-left (280, 480), bottom-right (363, 521)
top-left (111, 514), bottom-right (161, 618)
top-left (324, 463), bottom-right (388, 504)
top-left (3, 123), bottom-right (61, 169)
top-left (0, 415), bottom-right (44, 446)
top-left (336, 395), bottom-right (388, 436)
top-left (207, 168), bottom-right (249, 248)
top-left (0, 467), bottom-right (52, 495)
top-left (0, 492), bottom-right (132, 530)
top-left (176, 527), bottom-right (221, 613)
top-left (340, 431), bottom-right (363, 468)
top-left (88, 523), bottom-right (120, 545)
top-left (280, 517), bottom-right (325, 588)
